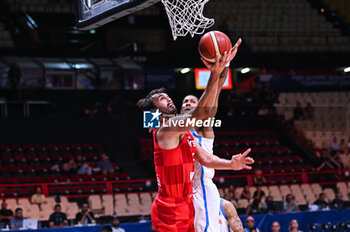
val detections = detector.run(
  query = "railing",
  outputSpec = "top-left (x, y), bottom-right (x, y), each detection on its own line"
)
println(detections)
top-left (0, 169), bottom-right (346, 199)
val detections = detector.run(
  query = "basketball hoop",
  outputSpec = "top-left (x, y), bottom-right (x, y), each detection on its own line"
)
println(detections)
top-left (161, 0), bottom-right (215, 40)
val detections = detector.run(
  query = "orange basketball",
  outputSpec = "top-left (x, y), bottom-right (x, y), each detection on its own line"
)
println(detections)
top-left (198, 31), bottom-right (232, 63)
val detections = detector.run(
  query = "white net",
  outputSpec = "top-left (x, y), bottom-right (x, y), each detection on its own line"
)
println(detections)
top-left (161, 0), bottom-right (215, 40)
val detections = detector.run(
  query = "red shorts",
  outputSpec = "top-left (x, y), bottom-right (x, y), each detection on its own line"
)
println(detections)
top-left (151, 195), bottom-right (195, 232)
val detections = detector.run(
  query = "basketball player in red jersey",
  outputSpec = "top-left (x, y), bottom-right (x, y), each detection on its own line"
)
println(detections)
top-left (138, 40), bottom-right (253, 232)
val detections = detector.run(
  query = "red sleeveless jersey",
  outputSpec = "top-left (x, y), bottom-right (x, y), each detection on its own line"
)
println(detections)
top-left (151, 129), bottom-right (196, 232)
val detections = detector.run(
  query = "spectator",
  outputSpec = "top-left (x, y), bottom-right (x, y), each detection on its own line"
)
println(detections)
top-left (75, 203), bottom-right (95, 225)
top-left (63, 159), bottom-right (77, 175)
top-left (339, 139), bottom-right (346, 154)
top-left (313, 192), bottom-right (328, 210)
top-left (102, 226), bottom-right (113, 232)
top-left (293, 102), bottom-right (304, 120)
top-left (112, 217), bottom-right (126, 232)
top-left (253, 186), bottom-right (265, 201)
top-left (330, 137), bottom-right (339, 156)
top-left (75, 154), bottom-right (92, 175)
top-left (284, 194), bottom-right (299, 212)
top-left (247, 186), bottom-right (266, 214)
top-left (244, 216), bottom-right (261, 232)
top-left (228, 184), bottom-right (235, 195)
top-left (347, 136), bottom-right (350, 154)
top-left (330, 192), bottom-right (344, 209)
top-left (224, 190), bottom-right (235, 203)
top-left (304, 102), bottom-right (314, 120)
top-left (31, 186), bottom-right (46, 208)
top-left (83, 108), bottom-right (91, 117)
top-left (258, 104), bottom-right (269, 116)
top-left (10, 208), bottom-right (26, 230)
top-left (76, 154), bottom-right (84, 167)
top-left (246, 198), bottom-right (261, 215)
top-left (0, 202), bottom-right (13, 228)
top-left (8, 62), bottom-right (22, 101)
top-left (253, 169), bottom-right (267, 186)
top-left (241, 186), bottom-right (252, 201)
top-left (288, 219), bottom-right (303, 232)
top-left (227, 185), bottom-right (239, 201)
top-left (261, 196), bottom-right (276, 214)
top-left (96, 153), bottom-right (114, 175)
top-left (227, 107), bottom-right (234, 117)
top-left (271, 221), bottom-right (281, 232)
top-left (49, 204), bottom-right (68, 228)
top-left (77, 162), bottom-right (92, 175)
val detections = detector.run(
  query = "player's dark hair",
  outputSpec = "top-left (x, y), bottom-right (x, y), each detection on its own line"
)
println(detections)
top-left (15, 208), bottom-right (22, 213)
top-left (137, 87), bottom-right (167, 111)
top-left (183, 94), bottom-right (199, 103)
top-left (54, 204), bottom-right (61, 209)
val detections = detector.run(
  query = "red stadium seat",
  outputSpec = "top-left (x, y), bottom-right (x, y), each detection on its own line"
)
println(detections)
top-left (71, 175), bottom-right (83, 182)
top-left (14, 154), bottom-right (26, 162)
top-left (63, 153), bottom-right (73, 161)
top-left (70, 186), bottom-right (83, 194)
top-left (10, 166), bottom-right (23, 175)
top-left (7, 177), bottom-right (19, 184)
top-left (58, 176), bottom-right (70, 182)
top-left (4, 188), bottom-right (18, 197)
top-left (46, 176), bottom-right (58, 183)
top-left (57, 186), bottom-right (69, 195)
top-left (17, 188), bottom-right (33, 197)
top-left (19, 176), bottom-right (33, 183)
top-left (51, 153), bottom-right (63, 162)
top-left (33, 176), bottom-right (46, 183)
top-left (1, 155), bottom-right (13, 162)
top-left (82, 185), bottom-right (95, 194)
top-left (95, 185), bottom-right (107, 193)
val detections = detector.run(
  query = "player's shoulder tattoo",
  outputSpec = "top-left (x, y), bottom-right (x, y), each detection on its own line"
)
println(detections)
top-left (222, 199), bottom-right (237, 218)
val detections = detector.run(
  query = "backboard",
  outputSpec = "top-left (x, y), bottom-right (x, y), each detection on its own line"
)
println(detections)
top-left (76, 0), bottom-right (160, 30)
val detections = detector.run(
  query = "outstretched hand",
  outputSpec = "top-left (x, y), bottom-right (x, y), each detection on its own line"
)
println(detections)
top-left (201, 38), bottom-right (242, 74)
top-left (230, 148), bottom-right (254, 170)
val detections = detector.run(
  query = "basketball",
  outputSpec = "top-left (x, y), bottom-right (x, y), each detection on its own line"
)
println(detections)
top-left (198, 31), bottom-right (232, 63)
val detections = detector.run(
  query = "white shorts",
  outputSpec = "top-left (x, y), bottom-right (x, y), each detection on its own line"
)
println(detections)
top-left (193, 179), bottom-right (221, 232)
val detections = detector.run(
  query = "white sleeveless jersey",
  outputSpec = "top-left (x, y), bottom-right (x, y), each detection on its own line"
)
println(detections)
top-left (191, 128), bottom-right (215, 188)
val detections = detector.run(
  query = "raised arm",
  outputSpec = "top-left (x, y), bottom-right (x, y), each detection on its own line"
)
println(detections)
top-left (159, 39), bottom-right (242, 133)
top-left (207, 38), bottom-right (242, 118)
top-left (195, 140), bottom-right (253, 170)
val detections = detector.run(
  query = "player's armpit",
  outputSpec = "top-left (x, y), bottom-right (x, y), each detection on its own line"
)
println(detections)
top-left (222, 199), bottom-right (244, 232)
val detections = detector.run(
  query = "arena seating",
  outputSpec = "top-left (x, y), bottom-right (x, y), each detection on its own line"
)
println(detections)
top-left (275, 91), bottom-right (350, 149)
top-left (0, 181), bottom-right (348, 218)
top-left (141, 129), bottom-right (309, 185)
top-left (0, 143), bottom-right (136, 197)
top-left (206, 0), bottom-right (350, 52)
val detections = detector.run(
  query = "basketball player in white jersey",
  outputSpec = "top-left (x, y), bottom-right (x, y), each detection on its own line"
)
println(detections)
top-left (180, 39), bottom-right (245, 232)
top-left (219, 198), bottom-right (244, 232)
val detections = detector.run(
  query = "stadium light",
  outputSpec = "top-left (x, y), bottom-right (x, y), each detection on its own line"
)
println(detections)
top-left (181, 68), bottom-right (191, 74)
top-left (241, 68), bottom-right (250, 74)
top-left (344, 67), bottom-right (350, 73)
